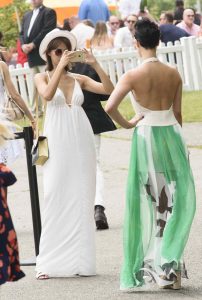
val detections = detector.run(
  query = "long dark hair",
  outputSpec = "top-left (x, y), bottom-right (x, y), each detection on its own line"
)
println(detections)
top-left (45, 37), bottom-right (72, 71)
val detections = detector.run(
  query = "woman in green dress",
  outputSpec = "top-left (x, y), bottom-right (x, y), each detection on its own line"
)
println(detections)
top-left (105, 18), bottom-right (196, 291)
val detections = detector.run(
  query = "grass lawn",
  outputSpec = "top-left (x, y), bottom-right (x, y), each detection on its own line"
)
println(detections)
top-left (181, 91), bottom-right (202, 122)
top-left (116, 91), bottom-right (202, 123)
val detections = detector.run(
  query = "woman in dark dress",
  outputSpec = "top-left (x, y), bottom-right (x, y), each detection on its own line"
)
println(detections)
top-left (0, 121), bottom-right (25, 285)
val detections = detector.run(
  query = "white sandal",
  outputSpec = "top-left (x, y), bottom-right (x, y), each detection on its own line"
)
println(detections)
top-left (36, 272), bottom-right (49, 280)
top-left (140, 268), bottom-right (174, 287)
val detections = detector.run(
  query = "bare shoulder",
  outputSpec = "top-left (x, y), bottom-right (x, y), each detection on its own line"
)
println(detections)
top-left (123, 67), bottom-right (144, 83)
top-left (167, 64), bottom-right (182, 82)
top-left (34, 72), bottom-right (47, 82)
top-left (158, 62), bottom-right (182, 84)
top-left (121, 69), bottom-right (136, 80)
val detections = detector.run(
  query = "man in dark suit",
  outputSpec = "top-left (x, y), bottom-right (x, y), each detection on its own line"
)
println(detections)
top-left (159, 12), bottom-right (189, 45)
top-left (72, 63), bottom-right (116, 230)
top-left (19, 0), bottom-right (56, 110)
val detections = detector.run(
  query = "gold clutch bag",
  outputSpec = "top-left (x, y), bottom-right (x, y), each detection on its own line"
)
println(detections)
top-left (31, 136), bottom-right (49, 166)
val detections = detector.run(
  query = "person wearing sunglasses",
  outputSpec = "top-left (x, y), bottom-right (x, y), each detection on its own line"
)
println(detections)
top-left (159, 12), bottom-right (189, 45)
top-left (34, 28), bottom-right (114, 280)
top-left (177, 8), bottom-right (200, 36)
top-left (114, 14), bottom-right (138, 48)
top-left (108, 15), bottom-right (120, 38)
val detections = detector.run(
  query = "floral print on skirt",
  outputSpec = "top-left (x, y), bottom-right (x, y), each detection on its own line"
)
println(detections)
top-left (0, 163), bottom-right (25, 285)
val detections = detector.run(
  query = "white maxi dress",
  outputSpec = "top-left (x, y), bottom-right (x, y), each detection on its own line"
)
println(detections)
top-left (36, 75), bottom-right (96, 277)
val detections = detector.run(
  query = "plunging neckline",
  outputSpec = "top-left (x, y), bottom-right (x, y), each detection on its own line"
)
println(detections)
top-left (46, 71), bottom-right (76, 107)
top-left (58, 78), bottom-right (76, 107)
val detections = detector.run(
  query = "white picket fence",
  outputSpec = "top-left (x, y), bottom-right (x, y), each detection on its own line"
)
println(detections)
top-left (94, 36), bottom-right (202, 92)
top-left (9, 62), bottom-right (34, 106)
top-left (9, 36), bottom-right (202, 107)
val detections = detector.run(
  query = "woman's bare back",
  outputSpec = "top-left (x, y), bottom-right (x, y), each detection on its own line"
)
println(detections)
top-left (130, 61), bottom-right (182, 111)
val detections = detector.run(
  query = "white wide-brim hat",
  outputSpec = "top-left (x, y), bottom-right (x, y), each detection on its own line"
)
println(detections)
top-left (39, 28), bottom-right (77, 61)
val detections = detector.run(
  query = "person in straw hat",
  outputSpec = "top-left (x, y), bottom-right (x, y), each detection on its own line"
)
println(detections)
top-left (34, 28), bottom-right (114, 279)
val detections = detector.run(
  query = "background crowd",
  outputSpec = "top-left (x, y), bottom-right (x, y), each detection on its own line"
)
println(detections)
top-left (0, 0), bottom-right (202, 67)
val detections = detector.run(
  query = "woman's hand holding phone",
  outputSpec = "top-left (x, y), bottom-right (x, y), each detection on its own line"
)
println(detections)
top-left (58, 49), bottom-right (97, 69)
top-left (82, 49), bottom-right (97, 67)
top-left (58, 50), bottom-right (75, 70)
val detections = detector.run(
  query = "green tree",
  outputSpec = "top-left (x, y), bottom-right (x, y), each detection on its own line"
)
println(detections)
top-left (141, 0), bottom-right (202, 19)
top-left (185, 0), bottom-right (198, 7)
top-left (0, 0), bottom-right (30, 47)
top-left (148, 0), bottom-right (173, 18)
top-left (139, 0), bottom-right (174, 19)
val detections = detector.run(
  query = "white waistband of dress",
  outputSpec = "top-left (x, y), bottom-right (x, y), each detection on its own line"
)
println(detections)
top-left (136, 109), bottom-right (178, 127)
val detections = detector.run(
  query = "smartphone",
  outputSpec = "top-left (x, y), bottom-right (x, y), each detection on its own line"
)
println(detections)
top-left (69, 50), bottom-right (85, 63)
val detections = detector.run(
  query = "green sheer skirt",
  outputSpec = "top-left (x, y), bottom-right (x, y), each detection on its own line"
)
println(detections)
top-left (120, 124), bottom-right (196, 290)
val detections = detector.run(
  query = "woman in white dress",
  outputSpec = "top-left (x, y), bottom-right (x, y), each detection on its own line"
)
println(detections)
top-left (34, 29), bottom-right (114, 279)
top-left (0, 52), bottom-right (35, 165)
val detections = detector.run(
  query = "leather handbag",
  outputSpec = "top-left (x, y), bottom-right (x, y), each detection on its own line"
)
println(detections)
top-left (0, 64), bottom-right (25, 121)
top-left (31, 91), bottom-right (49, 166)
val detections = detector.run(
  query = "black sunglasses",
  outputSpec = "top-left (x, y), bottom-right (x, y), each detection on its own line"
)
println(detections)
top-left (54, 48), bottom-right (66, 56)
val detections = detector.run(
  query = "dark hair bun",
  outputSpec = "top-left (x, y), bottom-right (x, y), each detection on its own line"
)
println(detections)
top-left (135, 18), bottom-right (160, 49)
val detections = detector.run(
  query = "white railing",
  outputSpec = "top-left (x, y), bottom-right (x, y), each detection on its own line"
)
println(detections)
top-left (9, 62), bottom-right (34, 107)
top-left (9, 36), bottom-right (202, 108)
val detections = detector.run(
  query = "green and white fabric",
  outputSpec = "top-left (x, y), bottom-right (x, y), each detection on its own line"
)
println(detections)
top-left (121, 123), bottom-right (196, 290)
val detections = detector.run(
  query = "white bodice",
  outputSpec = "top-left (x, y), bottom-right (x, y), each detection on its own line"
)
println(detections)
top-left (47, 75), bottom-right (84, 109)
top-left (132, 96), bottom-right (178, 127)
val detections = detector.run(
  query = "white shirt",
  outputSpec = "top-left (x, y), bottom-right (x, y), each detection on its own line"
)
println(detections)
top-left (114, 27), bottom-right (134, 48)
top-left (119, 0), bottom-right (141, 19)
top-left (71, 23), bottom-right (95, 49)
top-left (27, 7), bottom-right (40, 37)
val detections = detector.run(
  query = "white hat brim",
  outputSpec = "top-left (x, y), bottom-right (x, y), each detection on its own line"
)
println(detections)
top-left (39, 29), bottom-right (77, 61)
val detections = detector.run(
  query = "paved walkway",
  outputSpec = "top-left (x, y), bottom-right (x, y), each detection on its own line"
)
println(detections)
top-left (0, 124), bottom-right (201, 300)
